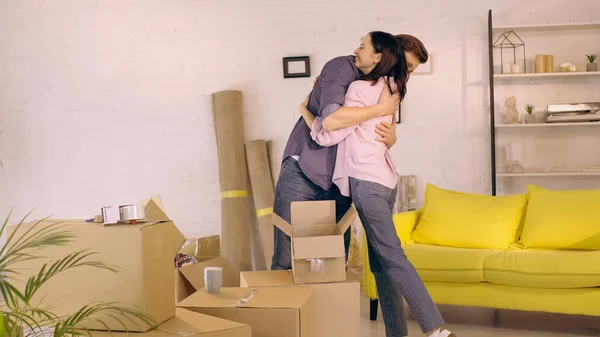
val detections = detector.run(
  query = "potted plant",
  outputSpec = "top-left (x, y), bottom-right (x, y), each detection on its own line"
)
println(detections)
top-left (524, 104), bottom-right (536, 124)
top-left (587, 54), bottom-right (598, 71)
top-left (0, 212), bottom-right (155, 336)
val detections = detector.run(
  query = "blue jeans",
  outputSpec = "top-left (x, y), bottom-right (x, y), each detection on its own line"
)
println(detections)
top-left (271, 157), bottom-right (352, 270)
top-left (350, 177), bottom-right (444, 337)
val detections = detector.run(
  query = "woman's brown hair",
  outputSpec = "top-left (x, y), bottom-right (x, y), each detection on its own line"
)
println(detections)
top-left (360, 31), bottom-right (409, 101)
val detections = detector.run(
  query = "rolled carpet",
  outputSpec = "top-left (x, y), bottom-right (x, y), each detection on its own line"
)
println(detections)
top-left (211, 90), bottom-right (252, 273)
top-left (245, 139), bottom-right (275, 269)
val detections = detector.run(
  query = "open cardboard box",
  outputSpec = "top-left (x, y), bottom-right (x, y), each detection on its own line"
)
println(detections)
top-left (178, 286), bottom-right (317, 337)
top-left (272, 200), bottom-right (358, 284)
top-left (240, 270), bottom-right (361, 337)
top-left (8, 196), bottom-right (186, 332)
top-left (175, 235), bottom-right (239, 303)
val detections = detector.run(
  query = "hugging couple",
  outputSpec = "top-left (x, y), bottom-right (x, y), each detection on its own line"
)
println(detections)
top-left (271, 31), bottom-right (456, 337)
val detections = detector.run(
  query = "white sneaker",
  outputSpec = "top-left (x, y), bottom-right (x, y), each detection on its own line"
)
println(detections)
top-left (430, 329), bottom-right (456, 337)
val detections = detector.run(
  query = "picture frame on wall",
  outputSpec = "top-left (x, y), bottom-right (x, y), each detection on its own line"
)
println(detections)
top-left (396, 103), bottom-right (402, 124)
top-left (283, 56), bottom-right (311, 78)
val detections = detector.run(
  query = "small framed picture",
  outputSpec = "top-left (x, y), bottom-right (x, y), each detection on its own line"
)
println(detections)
top-left (396, 103), bottom-right (402, 124)
top-left (283, 56), bottom-right (311, 78)
top-left (412, 54), bottom-right (432, 75)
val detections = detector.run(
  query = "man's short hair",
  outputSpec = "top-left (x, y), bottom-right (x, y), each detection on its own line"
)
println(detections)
top-left (395, 34), bottom-right (428, 64)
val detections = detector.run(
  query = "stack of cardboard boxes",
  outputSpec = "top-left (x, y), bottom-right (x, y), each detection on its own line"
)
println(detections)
top-left (175, 200), bottom-right (361, 337)
top-left (9, 198), bottom-right (252, 336)
top-left (9, 199), bottom-right (360, 337)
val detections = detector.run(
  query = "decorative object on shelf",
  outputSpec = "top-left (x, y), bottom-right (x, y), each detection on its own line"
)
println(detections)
top-left (535, 54), bottom-right (545, 73)
top-left (506, 141), bottom-right (526, 173)
top-left (282, 56), bottom-right (311, 78)
top-left (587, 53), bottom-right (598, 72)
top-left (493, 31), bottom-right (526, 74)
top-left (559, 62), bottom-right (578, 72)
top-left (524, 104), bottom-right (536, 124)
top-left (544, 54), bottom-right (554, 72)
top-left (546, 102), bottom-right (600, 123)
top-left (504, 96), bottom-right (519, 124)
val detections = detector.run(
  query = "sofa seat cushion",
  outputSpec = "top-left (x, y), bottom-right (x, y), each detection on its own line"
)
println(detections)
top-left (519, 185), bottom-right (600, 250)
top-left (410, 184), bottom-right (527, 249)
top-left (404, 243), bottom-right (501, 283)
top-left (483, 249), bottom-right (600, 288)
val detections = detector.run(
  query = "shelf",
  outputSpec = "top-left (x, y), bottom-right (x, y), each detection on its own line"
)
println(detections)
top-left (496, 121), bottom-right (600, 128)
top-left (493, 22), bottom-right (600, 32)
top-left (494, 72), bottom-right (600, 80)
top-left (498, 171), bottom-right (600, 177)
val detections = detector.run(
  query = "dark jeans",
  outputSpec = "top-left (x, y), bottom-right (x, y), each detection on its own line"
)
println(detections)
top-left (350, 177), bottom-right (444, 336)
top-left (271, 157), bottom-right (352, 270)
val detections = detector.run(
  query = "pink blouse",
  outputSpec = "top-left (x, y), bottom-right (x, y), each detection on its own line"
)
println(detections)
top-left (310, 77), bottom-right (399, 197)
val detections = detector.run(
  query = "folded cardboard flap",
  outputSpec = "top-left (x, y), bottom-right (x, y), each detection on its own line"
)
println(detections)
top-left (175, 235), bottom-right (240, 303)
top-left (293, 237), bottom-right (344, 260)
top-left (272, 213), bottom-right (292, 237)
top-left (336, 205), bottom-right (358, 235)
top-left (291, 201), bottom-right (336, 225)
top-left (179, 287), bottom-right (315, 310)
top-left (292, 223), bottom-right (337, 238)
top-left (89, 308), bottom-right (251, 337)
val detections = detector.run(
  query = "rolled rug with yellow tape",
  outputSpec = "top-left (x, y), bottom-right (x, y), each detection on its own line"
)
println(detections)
top-left (245, 139), bottom-right (275, 269)
top-left (212, 90), bottom-right (252, 272)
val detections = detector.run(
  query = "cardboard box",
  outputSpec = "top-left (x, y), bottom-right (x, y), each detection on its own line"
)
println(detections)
top-left (177, 287), bottom-right (317, 337)
top-left (240, 270), bottom-right (360, 337)
top-left (272, 200), bottom-right (358, 284)
top-left (90, 308), bottom-right (251, 337)
top-left (8, 198), bottom-right (186, 332)
top-left (175, 235), bottom-right (239, 303)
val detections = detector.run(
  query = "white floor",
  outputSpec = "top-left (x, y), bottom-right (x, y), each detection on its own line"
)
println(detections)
top-left (358, 297), bottom-right (589, 337)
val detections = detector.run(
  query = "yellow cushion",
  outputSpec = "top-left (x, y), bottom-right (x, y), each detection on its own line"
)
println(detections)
top-left (393, 209), bottom-right (420, 244)
top-left (410, 184), bottom-right (527, 249)
top-left (519, 185), bottom-right (600, 250)
top-left (484, 249), bottom-right (600, 288)
top-left (404, 243), bottom-right (500, 283)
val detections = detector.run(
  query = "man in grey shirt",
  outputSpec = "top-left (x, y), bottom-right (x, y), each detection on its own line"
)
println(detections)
top-left (272, 34), bottom-right (429, 271)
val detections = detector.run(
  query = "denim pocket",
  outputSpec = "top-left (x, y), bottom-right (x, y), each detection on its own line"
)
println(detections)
top-left (281, 157), bottom-right (302, 173)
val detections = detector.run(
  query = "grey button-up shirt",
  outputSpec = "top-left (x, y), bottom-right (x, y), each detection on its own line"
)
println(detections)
top-left (282, 55), bottom-right (361, 191)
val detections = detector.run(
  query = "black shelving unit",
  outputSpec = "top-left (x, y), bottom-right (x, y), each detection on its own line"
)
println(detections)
top-left (487, 9), bottom-right (497, 196)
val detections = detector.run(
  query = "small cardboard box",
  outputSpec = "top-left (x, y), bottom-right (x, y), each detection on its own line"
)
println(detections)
top-left (175, 235), bottom-right (239, 303)
top-left (8, 198), bottom-right (186, 332)
top-left (272, 200), bottom-right (358, 284)
top-left (240, 270), bottom-right (360, 337)
top-left (177, 287), bottom-right (317, 337)
top-left (90, 308), bottom-right (251, 337)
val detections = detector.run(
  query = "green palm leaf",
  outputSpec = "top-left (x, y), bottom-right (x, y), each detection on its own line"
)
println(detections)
top-left (22, 250), bottom-right (120, 302)
top-left (52, 302), bottom-right (156, 337)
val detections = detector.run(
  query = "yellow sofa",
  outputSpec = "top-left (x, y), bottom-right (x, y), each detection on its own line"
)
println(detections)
top-left (363, 184), bottom-right (600, 321)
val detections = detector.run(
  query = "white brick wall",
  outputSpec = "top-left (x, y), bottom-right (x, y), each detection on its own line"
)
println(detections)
top-left (1, 0), bottom-right (599, 237)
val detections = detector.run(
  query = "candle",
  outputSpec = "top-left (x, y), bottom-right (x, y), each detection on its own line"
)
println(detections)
top-left (544, 54), bottom-right (554, 73)
top-left (511, 64), bottom-right (522, 74)
top-left (535, 54), bottom-right (545, 73)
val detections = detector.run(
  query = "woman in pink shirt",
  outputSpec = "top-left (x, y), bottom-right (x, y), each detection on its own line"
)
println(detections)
top-left (300, 31), bottom-right (455, 337)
